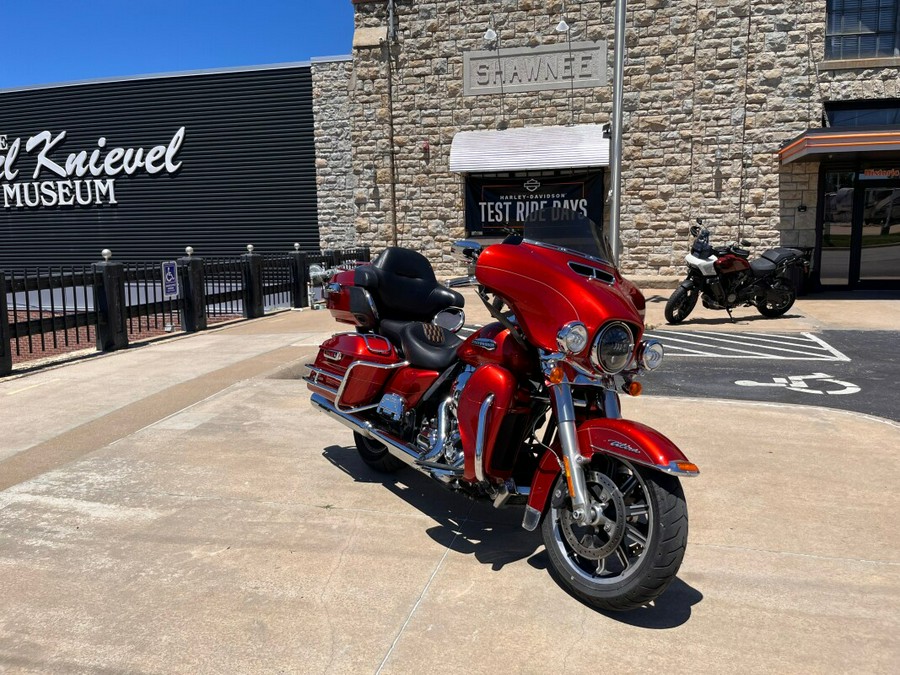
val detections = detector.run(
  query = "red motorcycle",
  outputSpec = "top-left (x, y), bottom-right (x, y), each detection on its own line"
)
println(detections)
top-left (304, 212), bottom-right (698, 611)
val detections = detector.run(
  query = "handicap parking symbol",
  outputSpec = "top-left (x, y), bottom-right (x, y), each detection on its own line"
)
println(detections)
top-left (734, 372), bottom-right (860, 396)
top-left (162, 261), bottom-right (179, 299)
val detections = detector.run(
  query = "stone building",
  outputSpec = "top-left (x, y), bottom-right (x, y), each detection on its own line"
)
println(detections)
top-left (312, 0), bottom-right (900, 290)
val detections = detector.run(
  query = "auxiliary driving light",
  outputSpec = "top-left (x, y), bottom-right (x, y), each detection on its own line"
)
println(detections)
top-left (556, 322), bottom-right (589, 354)
top-left (639, 339), bottom-right (665, 370)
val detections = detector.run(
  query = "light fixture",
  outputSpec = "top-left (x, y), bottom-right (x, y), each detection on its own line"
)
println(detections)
top-left (557, 0), bottom-right (570, 34)
top-left (484, 26), bottom-right (497, 43)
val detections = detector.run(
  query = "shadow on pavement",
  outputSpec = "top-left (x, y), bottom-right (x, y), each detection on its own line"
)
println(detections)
top-left (527, 550), bottom-right (702, 627)
top-left (322, 445), bottom-right (541, 571)
top-left (660, 312), bottom-right (804, 326)
top-left (323, 444), bottom-right (702, 624)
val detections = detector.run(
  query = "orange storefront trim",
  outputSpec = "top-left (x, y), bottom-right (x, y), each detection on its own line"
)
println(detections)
top-left (779, 130), bottom-right (900, 163)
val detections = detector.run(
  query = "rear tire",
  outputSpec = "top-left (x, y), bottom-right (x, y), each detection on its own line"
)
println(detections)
top-left (664, 284), bottom-right (698, 324)
top-left (757, 282), bottom-right (795, 318)
top-left (354, 432), bottom-right (404, 473)
top-left (541, 459), bottom-right (688, 612)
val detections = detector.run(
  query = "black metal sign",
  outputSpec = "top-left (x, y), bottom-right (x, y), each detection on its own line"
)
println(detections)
top-left (464, 172), bottom-right (604, 236)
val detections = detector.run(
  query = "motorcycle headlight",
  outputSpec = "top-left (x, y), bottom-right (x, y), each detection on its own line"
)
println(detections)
top-left (592, 322), bottom-right (635, 374)
top-left (638, 339), bottom-right (664, 370)
top-left (556, 322), bottom-right (589, 354)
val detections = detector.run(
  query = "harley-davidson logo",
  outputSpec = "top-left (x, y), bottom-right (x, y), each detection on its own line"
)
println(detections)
top-left (472, 338), bottom-right (497, 351)
top-left (523, 178), bottom-right (541, 193)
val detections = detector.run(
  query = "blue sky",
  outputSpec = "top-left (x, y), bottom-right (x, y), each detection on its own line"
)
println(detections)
top-left (0, 0), bottom-right (355, 90)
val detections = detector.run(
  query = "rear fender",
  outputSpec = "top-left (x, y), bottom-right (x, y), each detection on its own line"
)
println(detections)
top-left (525, 418), bottom-right (698, 519)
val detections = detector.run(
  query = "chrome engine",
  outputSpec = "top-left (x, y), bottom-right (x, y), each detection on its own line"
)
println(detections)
top-left (414, 366), bottom-right (473, 469)
top-left (309, 366), bottom-right (477, 487)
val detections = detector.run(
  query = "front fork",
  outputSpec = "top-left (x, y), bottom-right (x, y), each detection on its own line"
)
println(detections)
top-left (549, 380), bottom-right (620, 527)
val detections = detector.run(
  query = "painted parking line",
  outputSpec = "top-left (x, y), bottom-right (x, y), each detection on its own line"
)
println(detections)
top-left (645, 330), bottom-right (851, 362)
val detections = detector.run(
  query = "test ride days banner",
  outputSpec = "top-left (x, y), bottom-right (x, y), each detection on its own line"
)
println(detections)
top-left (464, 173), bottom-right (604, 237)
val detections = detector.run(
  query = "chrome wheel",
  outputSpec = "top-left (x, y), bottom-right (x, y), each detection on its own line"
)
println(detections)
top-left (541, 457), bottom-right (687, 611)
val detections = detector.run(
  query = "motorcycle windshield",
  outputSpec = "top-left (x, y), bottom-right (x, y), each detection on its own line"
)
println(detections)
top-left (521, 207), bottom-right (614, 266)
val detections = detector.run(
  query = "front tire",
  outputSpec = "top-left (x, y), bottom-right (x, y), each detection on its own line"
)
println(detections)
top-left (354, 432), bottom-right (404, 473)
top-left (664, 283), bottom-right (698, 324)
top-left (540, 458), bottom-right (688, 612)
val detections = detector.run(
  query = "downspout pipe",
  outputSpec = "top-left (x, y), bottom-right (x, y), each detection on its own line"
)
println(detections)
top-left (609, 0), bottom-right (627, 266)
top-left (386, 0), bottom-right (398, 246)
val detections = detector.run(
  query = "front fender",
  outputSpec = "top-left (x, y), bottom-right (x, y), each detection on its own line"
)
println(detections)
top-left (525, 418), bottom-right (698, 520)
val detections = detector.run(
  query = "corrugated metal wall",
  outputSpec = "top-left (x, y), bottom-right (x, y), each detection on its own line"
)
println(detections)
top-left (0, 66), bottom-right (318, 269)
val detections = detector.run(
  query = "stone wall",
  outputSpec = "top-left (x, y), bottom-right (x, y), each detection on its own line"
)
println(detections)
top-left (311, 57), bottom-right (357, 249)
top-left (316, 0), bottom-right (900, 282)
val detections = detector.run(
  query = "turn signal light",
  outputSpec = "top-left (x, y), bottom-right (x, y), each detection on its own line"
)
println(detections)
top-left (625, 381), bottom-right (642, 397)
top-left (547, 365), bottom-right (565, 385)
top-left (563, 456), bottom-right (575, 497)
top-left (674, 461), bottom-right (699, 474)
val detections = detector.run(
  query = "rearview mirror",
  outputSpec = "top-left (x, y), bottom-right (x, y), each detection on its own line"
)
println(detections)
top-left (452, 240), bottom-right (482, 260)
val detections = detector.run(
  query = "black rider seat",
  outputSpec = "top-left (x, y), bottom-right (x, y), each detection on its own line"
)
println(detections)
top-left (354, 247), bottom-right (464, 322)
top-left (397, 321), bottom-right (462, 370)
top-left (761, 248), bottom-right (803, 266)
top-left (750, 258), bottom-right (776, 277)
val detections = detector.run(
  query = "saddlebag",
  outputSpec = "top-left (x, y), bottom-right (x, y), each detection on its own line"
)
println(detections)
top-left (303, 333), bottom-right (402, 409)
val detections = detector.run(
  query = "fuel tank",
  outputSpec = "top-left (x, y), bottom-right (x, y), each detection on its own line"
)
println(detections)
top-left (458, 322), bottom-right (534, 374)
top-left (714, 253), bottom-right (751, 275)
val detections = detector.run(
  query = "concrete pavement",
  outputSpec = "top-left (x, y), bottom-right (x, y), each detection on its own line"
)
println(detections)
top-left (0, 295), bottom-right (898, 673)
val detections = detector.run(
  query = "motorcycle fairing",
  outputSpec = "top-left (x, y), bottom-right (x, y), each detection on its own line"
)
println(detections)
top-left (476, 241), bottom-right (644, 358)
top-left (684, 252), bottom-right (718, 276)
top-left (457, 364), bottom-right (517, 483)
top-left (526, 417), bottom-right (697, 516)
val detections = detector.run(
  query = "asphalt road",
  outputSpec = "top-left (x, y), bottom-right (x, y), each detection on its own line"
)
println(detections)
top-left (643, 329), bottom-right (900, 422)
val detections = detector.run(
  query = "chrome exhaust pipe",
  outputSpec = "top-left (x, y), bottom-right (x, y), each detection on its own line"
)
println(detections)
top-left (310, 393), bottom-right (462, 481)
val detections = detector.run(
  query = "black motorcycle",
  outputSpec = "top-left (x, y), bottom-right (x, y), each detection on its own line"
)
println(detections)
top-left (665, 222), bottom-right (810, 324)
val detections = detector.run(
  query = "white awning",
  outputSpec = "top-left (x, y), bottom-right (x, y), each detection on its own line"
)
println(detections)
top-left (449, 124), bottom-right (610, 173)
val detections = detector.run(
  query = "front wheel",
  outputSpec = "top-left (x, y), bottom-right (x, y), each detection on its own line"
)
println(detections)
top-left (664, 283), bottom-right (699, 324)
top-left (540, 458), bottom-right (688, 612)
top-left (756, 281), bottom-right (796, 318)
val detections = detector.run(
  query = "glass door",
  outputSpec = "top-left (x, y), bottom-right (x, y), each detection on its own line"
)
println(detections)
top-left (859, 184), bottom-right (900, 283)
top-left (819, 169), bottom-right (900, 288)
top-left (820, 170), bottom-right (854, 286)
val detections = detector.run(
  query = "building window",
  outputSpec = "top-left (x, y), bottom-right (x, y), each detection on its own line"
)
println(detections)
top-left (825, 99), bottom-right (900, 126)
top-left (826, 0), bottom-right (900, 59)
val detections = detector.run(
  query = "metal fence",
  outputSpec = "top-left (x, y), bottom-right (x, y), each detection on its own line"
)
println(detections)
top-left (262, 254), bottom-right (294, 311)
top-left (4, 266), bottom-right (98, 362)
top-left (1, 245), bottom-right (371, 375)
top-left (123, 262), bottom-right (184, 339)
top-left (204, 257), bottom-right (245, 322)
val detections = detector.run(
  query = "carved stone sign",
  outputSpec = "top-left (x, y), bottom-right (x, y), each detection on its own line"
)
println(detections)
top-left (464, 41), bottom-right (607, 96)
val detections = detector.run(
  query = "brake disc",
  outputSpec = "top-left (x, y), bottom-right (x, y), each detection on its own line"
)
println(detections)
top-left (559, 471), bottom-right (626, 560)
